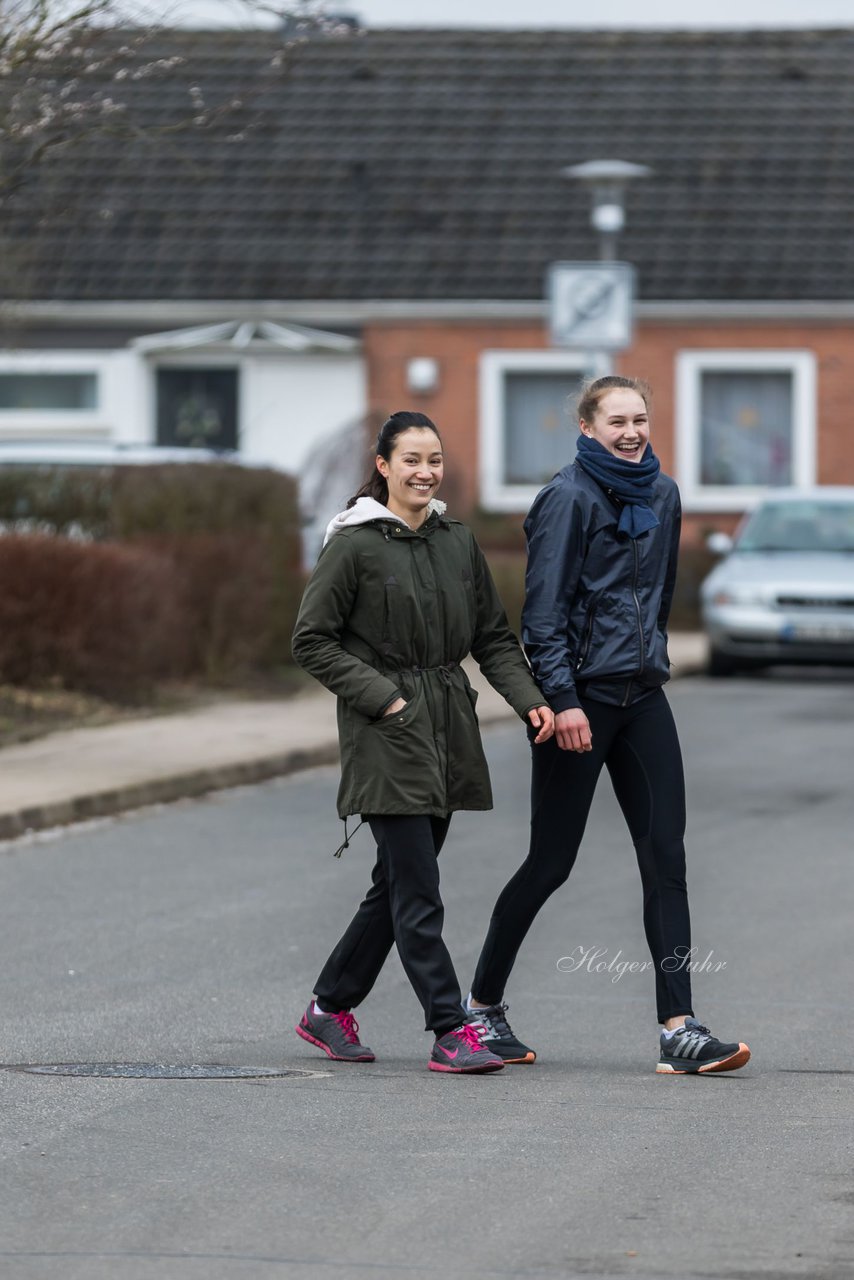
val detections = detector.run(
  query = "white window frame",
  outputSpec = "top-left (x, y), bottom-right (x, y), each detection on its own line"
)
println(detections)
top-left (676, 349), bottom-right (817, 512)
top-left (0, 350), bottom-right (137, 440)
top-left (479, 349), bottom-right (608, 512)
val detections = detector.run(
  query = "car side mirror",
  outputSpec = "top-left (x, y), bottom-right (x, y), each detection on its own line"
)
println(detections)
top-left (706, 531), bottom-right (734, 556)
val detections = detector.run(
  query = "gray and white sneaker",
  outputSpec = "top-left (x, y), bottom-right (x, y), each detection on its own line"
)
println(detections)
top-left (657, 1016), bottom-right (750, 1075)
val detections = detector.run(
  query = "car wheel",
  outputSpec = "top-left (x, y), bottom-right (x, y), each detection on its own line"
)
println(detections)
top-left (707, 647), bottom-right (740, 677)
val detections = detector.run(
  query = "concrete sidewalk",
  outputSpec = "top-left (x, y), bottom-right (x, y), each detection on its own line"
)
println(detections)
top-left (0, 634), bottom-right (709, 840)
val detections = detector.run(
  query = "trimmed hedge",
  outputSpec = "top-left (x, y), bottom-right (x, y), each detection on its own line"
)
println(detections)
top-left (0, 535), bottom-right (184, 701)
top-left (0, 462), bottom-right (299, 541)
top-left (0, 463), bottom-right (303, 700)
top-left (147, 532), bottom-right (281, 682)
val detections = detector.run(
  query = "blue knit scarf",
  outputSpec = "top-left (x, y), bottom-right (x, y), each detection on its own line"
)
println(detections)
top-left (575, 434), bottom-right (661, 539)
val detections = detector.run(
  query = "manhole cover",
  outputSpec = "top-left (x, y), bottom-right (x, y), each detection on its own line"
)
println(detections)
top-left (3, 1063), bottom-right (326, 1080)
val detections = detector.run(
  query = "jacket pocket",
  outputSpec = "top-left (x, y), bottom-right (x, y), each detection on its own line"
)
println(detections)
top-left (381, 576), bottom-right (405, 660)
top-left (575, 601), bottom-right (599, 672)
top-left (354, 683), bottom-right (443, 810)
top-left (370, 693), bottom-right (418, 729)
top-left (464, 680), bottom-right (479, 722)
top-left (646, 626), bottom-right (671, 677)
top-left (460, 566), bottom-right (478, 630)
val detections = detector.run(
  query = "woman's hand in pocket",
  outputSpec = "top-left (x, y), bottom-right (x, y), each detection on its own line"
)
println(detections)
top-left (382, 697), bottom-right (408, 717)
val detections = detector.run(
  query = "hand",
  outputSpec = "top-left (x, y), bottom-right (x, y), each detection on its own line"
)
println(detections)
top-left (527, 705), bottom-right (555, 744)
top-left (382, 697), bottom-right (408, 717)
top-left (555, 708), bottom-right (592, 753)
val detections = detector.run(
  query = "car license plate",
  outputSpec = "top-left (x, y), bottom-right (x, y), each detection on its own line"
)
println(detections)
top-left (781, 623), bottom-right (854, 643)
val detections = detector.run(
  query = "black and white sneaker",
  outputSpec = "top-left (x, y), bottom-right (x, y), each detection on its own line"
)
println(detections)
top-left (656, 1016), bottom-right (750, 1075)
top-left (471, 1003), bottom-right (536, 1064)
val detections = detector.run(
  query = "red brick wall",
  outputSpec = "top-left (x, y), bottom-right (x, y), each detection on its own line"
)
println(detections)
top-left (363, 321), bottom-right (546, 516)
top-left (363, 318), bottom-right (854, 549)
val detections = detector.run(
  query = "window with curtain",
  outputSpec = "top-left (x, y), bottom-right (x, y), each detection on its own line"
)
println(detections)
top-left (699, 370), bottom-right (793, 487)
top-left (503, 371), bottom-right (582, 486)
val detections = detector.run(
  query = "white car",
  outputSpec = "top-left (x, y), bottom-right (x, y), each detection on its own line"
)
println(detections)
top-left (701, 488), bottom-right (854, 676)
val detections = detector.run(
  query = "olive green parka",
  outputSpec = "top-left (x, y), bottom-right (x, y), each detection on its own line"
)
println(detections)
top-left (291, 505), bottom-right (544, 819)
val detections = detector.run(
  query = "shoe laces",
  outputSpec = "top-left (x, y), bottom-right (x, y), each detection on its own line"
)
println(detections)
top-left (674, 1022), bottom-right (711, 1047)
top-left (477, 1003), bottom-right (512, 1039)
top-left (332, 1011), bottom-right (361, 1044)
top-left (451, 1023), bottom-right (487, 1052)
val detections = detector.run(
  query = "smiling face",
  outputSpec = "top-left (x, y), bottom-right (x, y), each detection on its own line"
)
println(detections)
top-left (376, 427), bottom-right (444, 527)
top-left (580, 388), bottom-right (650, 463)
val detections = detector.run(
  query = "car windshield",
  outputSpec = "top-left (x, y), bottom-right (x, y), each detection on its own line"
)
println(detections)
top-left (737, 500), bottom-right (854, 552)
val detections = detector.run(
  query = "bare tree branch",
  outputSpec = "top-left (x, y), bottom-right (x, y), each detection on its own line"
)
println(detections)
top-left (0, 0), bottom-right (352, 201)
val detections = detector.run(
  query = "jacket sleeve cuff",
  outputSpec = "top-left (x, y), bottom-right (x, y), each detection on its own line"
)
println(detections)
top-left (517, 700), bottom-right (542, 720)
top-left (550, 688), bottom-right (583, 713)
top-left (360, 675), bottom-right (403, 719)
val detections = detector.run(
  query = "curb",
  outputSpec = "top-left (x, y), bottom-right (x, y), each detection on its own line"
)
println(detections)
top-left (0, 744), bottom-right (340, 842)
top-left (0, 655), bottom-right (708, 842)
top-left (0, 711), bottom-right (525, 841)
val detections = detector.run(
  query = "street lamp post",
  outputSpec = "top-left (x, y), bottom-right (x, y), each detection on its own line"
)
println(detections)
top-left (562, 158), bottom-right (652, 262)
top-left (548, 159), bottom-right (652, 379)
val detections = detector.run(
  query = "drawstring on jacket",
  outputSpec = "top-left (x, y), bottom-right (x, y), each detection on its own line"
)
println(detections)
top-left (410, 661), bottom-right (457, 684)
top-left (333, 816), bottom-right (365, 858)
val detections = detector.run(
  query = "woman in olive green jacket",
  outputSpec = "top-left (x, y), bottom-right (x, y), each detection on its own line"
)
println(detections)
top-left (292, 411), bottom-right (553, 1074)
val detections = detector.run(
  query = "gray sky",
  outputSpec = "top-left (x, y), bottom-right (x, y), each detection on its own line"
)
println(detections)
top-left (166, 0), bottom-right (854, 28)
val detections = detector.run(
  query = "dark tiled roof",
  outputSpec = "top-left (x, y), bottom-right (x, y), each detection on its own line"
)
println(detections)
top-left (3, 27), bottom-right (854, 302)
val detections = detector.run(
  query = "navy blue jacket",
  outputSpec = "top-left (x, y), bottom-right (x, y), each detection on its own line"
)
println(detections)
top-left (522, 461), bottom-right (682, 711)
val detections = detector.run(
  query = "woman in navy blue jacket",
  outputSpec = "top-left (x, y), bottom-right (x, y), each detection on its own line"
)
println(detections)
top-left (465, 376), bottom-right (751, 1075)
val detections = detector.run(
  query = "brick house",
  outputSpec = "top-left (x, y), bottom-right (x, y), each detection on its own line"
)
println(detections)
top-left (2, 25), bottom-right (853, 556)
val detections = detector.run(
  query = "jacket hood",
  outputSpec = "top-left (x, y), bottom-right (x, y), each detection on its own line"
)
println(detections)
top-left (323, 496), bottom-right (447, 546)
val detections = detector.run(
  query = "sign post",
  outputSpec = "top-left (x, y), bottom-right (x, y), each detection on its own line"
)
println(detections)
top-left (547, 261), bottom-right (635, 366)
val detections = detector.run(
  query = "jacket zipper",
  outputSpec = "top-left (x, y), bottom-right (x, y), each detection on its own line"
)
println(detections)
top-left (623, 539), bottom-right (645, 707)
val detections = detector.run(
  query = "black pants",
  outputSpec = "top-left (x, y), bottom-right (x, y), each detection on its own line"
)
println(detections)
top-left (472, 689), bottom-right (695, 1024)
top-left (314, 815), bottom-right (465, 1036)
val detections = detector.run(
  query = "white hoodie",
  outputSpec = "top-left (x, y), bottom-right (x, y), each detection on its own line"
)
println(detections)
top-left (323, 496), bottom-right (447, 547)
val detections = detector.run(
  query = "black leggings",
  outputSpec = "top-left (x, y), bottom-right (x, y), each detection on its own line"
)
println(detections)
top-left (472, 689), bottom-right (694, 1024)
top-left (314, 815), bottom-right (466, 1036)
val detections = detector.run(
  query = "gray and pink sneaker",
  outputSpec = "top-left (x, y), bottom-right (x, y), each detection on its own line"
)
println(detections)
top-left (295, 1004), bottom-right (375, 1062)
top-left (428, 1022), bottom-right (504, 1073)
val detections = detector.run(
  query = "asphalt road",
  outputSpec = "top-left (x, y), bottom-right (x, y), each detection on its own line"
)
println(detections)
top-left (1, 674), bottom-right (853, 1280)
